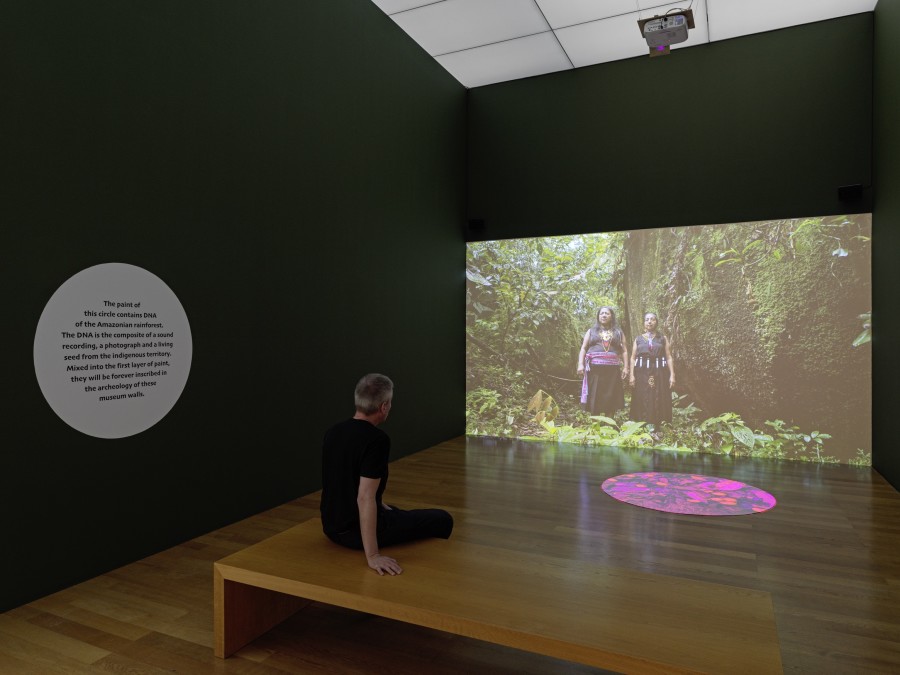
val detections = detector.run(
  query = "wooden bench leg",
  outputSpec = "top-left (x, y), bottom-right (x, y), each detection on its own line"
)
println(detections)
top-left (214, 565), bottom-right (309, 658)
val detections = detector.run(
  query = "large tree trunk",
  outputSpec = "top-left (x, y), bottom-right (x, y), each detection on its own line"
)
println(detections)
top-left (623, 217), bottom-right (871, 456)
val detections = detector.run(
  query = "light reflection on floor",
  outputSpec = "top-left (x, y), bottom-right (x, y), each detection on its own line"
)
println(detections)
top-left (461, 434), bottom-right (856, 569)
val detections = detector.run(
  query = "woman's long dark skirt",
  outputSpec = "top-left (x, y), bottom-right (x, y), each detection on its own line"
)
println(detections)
top-left (630, 367), bottom-right (672, 425)
top-left (584, 365), bottom-right (624, 416)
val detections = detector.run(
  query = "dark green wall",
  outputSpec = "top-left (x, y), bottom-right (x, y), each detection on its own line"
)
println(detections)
top-left (467, 14), bottom-right (873, 240)
top-left (874, 1), bottom-right (900, 491)
top-left (0, 1), bottom-right (466, 610)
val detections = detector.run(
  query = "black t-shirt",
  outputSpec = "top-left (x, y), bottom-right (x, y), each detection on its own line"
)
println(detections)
top-left (320, 418), bottom-right (389, 536)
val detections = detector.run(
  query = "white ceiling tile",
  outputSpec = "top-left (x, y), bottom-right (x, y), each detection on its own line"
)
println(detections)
top-left (708, 0), bottom-right (878, 42)
top-left (370, 0), bottom-right (439, 14)
top-left (536, 0), bottom-right (642, 29)
top-left (556, 13), bottom-right (648, 67)
top-left (436, 32), bottom-right (573, 88)
top-left (391, 0), bottom-right (552, 56)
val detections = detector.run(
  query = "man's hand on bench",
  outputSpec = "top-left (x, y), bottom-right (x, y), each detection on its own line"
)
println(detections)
top-left (367, 553), bottom-right (403, 576)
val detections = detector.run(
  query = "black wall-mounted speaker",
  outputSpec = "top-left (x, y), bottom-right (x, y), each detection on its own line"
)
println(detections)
top-left (838, 184), bottom-right (863, 201)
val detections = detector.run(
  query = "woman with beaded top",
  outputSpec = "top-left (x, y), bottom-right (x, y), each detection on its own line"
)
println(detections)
top-left (629, 312), bottom-right (675, 433)
top-left (577, 306), bottom-right (629, 417)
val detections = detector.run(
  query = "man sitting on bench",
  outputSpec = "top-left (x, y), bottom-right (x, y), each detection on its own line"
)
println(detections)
top-left (320, 373), bottom-right (454, 576)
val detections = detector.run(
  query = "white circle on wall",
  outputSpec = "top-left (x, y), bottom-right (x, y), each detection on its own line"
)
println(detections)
top-left (34, 263), bottom-right (192, 439)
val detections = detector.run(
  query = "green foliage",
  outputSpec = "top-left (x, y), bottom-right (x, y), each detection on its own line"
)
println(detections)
top-left (654, 398), bottom-right (845, 461)
top-left (849, 449), bottom-right (872, 467)
top-left (468, 388), bottom-right (500, 415)
top-left (670, 394), bottom-right (701, 425)
top-left (470, 385), bottom-right (862, 464)
top-left (467, 233), bottom-right (625, 391)
top-left (539, 416), bottom-right (653, 448)
top-left (695, 412), bottom-right (756, 455)
top-left (758, 420), bottom-right (833, 461)
top-left (465, 388), bottom-right (515, 437)
top-left (527, 390), bottom-right (559, 423)
top-left (853, 311), bottom-right (871, 347)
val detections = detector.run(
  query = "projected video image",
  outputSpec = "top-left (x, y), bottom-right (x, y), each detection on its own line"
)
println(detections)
top-left (466, 215), bottom-right (872, 464)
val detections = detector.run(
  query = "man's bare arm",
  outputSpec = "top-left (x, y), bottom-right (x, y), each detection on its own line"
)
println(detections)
top-left (357, 477), bottom-right (402, 575)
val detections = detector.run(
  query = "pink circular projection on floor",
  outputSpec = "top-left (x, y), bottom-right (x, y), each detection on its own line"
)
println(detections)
top-left (602, 472), bottom-right (776, 516)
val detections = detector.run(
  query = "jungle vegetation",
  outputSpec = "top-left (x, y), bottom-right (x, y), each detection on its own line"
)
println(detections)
top-left (466, 216), bottom-right (872, 465)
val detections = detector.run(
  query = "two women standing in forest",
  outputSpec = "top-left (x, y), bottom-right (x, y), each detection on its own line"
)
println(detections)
top-left (577, 308), bottom-right (675, 433)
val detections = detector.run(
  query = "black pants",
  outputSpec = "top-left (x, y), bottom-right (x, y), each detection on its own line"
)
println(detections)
top-left (327, 506), bottom-right (453, 550)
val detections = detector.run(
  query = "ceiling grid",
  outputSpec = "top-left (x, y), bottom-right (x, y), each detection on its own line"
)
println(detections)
top-left (370, 0), bottom-right (878, 88)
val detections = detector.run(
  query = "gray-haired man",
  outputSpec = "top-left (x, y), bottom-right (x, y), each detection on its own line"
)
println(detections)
top-left (320, 374), bottom-right (453, 575)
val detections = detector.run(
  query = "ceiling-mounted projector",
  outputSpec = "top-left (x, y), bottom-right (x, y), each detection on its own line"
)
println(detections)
top-left (638, 9), bottom-right (695, 57)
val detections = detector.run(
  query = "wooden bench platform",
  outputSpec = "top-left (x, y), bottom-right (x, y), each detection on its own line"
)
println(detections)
top-left (214, 519), bottom-right (782, 674)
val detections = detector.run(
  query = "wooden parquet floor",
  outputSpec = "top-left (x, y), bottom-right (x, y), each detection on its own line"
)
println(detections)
top-left (2, 436), bottom-right (900, 674)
